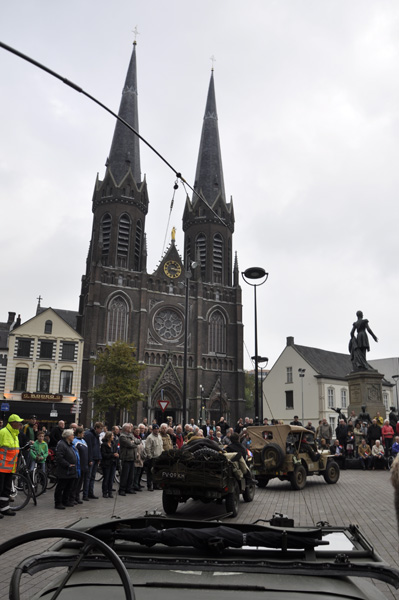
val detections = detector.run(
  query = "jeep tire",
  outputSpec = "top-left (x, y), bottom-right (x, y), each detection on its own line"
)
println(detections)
top-left (242, 480), bottom-right (256, 502)
top-left (290, 464), bottom-right (307, 490)
top-left (225, 481), bottom-right (240, 516)
top-left (323, 460), bottom-right (340, 484)
top-left (162, 491), bottom-right (179, 515)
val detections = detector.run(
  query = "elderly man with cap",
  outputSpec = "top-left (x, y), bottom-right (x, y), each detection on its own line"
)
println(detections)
top-left (144, 424), bottom-right (163, 491)
top-left (0, 414), bottom-right (24, 517)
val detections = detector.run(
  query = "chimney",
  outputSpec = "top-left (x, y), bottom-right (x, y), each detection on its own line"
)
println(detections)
top-left (7, 312), bottom-right (16, 325)
top-left (286, 336), bottom-right (295, 347)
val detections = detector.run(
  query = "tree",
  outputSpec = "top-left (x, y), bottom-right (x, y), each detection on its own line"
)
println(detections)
top-left (244, 371), bottom-right (255, 415)
top-left (90, 341), bottom-right (145, 419)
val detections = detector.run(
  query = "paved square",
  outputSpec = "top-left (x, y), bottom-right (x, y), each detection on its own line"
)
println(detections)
top-left (1, 469), bottom-right (398, 599)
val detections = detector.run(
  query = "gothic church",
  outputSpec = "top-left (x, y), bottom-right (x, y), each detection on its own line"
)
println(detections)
top-left (77, 42), bottom-right (244, 425)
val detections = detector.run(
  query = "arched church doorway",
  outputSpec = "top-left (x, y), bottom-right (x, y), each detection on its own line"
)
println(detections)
top-left (209, 399), bottom-right (222, 424)
top-left (152, 385), bottom-right (181, 427)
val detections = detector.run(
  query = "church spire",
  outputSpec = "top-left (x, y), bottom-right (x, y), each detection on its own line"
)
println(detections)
top-left (192, 70), bottom-right (226, 205)
top-left (107, 41), bottom-right (141, 185)
top-left (183, 68), bottom-right (234, 287)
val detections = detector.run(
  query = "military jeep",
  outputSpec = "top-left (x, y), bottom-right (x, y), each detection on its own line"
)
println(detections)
top-left (247, 425), bottom-right (340, 490)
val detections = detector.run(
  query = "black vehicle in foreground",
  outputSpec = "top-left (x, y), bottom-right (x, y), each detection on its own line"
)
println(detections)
top-left (1, 513), bottom-right (398, 600)
top-left (152, 444), bottom-right (255, 517)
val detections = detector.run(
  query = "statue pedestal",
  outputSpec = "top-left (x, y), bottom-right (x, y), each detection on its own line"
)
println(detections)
top-left (346, 370), bottom-right (386, 420)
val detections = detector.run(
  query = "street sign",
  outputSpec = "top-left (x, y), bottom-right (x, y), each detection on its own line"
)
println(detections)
top-left (1, 402), bottom-right (10, 411)
top-left (158, 399), bottom-right (170, 412)
top-left (50, 410), bottom-right (58, 418)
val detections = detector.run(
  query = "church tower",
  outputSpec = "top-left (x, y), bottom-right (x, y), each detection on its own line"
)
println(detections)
top-left (183, 70), bottom-right (234, 286)
top-left (78, 46), bottom-right (244, 426)
top-left (78, 41), bottom-right (149, 425)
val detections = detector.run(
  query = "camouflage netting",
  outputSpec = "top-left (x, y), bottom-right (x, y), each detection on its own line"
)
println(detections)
top-left (152, 447), bottom-right (232, 488)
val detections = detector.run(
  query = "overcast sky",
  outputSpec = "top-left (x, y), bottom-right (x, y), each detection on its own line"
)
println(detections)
top-left (1, 1), bottom-right (398, 371)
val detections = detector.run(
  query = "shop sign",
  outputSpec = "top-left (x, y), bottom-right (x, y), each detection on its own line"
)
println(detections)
top-left (22, 393), bottom-right (63, 402)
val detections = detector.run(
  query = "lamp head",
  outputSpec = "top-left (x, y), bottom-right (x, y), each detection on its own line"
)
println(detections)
top-left (243, 267), bottom-right (267, 280)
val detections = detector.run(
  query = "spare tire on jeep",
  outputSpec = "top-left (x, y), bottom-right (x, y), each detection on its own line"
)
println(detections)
top-left (261, 443), bottom-right (284, 468)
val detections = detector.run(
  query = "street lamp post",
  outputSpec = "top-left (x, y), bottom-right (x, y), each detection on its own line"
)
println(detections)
top-left (392, 375), bottom-right (399, 411)
top-left (215, 351), bottom-right (223, 421)
top-left (199, 384), bottom-right (205, 425)
top-left (298, 368), bottom-right (306, 425)
top-left (242, 267), bottom-right (268, 425)
top-left (251, 355), bottom-right (268, 422)
top-left (179, 260), bottom-right (198, 426)
top-left (90, 351), bottom-right (97, 428)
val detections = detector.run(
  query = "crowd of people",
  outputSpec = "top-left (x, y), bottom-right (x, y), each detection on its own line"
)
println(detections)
top-left (0, 413), bottom-right (251, 513)
top-left (305, 409), bottom-right (399, 471)
top-left (1, 406), bottom-right (397, 516)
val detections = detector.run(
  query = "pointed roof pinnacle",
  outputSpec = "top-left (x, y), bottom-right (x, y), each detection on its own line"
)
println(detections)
top-left (107, 42), bottom-right (141, 185)
top-left (192, 70), bottom-right (226, 206)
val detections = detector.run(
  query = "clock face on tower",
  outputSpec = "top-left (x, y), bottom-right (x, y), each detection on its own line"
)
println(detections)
top-left (164, 260), bottom-right (182, 279)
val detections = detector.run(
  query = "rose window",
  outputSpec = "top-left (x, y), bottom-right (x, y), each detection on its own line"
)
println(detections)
top-left (154, 309), bottom-right (183, 341)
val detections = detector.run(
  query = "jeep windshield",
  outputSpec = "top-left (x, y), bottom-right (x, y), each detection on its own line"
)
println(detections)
top-left (1, 515), bottom-right (399, 600)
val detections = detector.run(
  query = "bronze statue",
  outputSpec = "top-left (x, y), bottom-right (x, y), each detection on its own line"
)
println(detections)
top-left (332, 407), bottom-right (347, 423)
top-left (358, 405), bottom-right (372, 425)
top-left (349, 311), bottom-right (378, 371)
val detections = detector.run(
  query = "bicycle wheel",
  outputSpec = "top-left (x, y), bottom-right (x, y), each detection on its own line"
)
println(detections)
top-left (10, 473), bottom-right (32, 511)
top-left (95, 465), bottom-right (104, 481)
top-left (13, 472), bottom-right (27, 492)
top-left (34, 470), bottom-right (48, 496)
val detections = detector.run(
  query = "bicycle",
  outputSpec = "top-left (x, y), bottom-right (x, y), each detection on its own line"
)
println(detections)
top-left (16, 444), bottom-right (47, 497)
top-left (95, 463), bottom-right (121, 485)
top-left (10, 444), bottom-right (38, 511)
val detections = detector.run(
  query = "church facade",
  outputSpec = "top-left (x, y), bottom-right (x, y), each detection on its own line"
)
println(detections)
top-left (77, 42), bottom-right (244, 426)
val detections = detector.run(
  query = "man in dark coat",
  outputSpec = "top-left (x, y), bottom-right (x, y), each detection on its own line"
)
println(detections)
top-left (389, 407), bottom-right (398, 431)
top-left (367, 419), bottom-right (382, 448)
top-left (217, 417), bottom-right (229, 436)
top-left (83, 422), bottom-right (103, 499)
top-left (201, 419), bottom-right (211, 437)
top-left (226, 432), bottom-right (247, 461)
top-left (330, 439), bottom-right (346, 470)
top-left (49, 420), bottom-right (65, 449)
top-left (335, 419), bottom-right (348, 448)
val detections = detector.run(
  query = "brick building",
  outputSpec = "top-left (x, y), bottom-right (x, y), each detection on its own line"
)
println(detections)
top-left (77, 42), bottom-right (244, 426)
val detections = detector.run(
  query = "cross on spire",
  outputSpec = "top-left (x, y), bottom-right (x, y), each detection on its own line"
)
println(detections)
top-left (210, 55), bottom-right (216, 71)
top-left (132, 26), bottom-right (140, 44)
top-left (37, 295), bottom-right (42, 307)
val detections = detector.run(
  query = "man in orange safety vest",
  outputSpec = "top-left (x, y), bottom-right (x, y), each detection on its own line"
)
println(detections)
top-left (0, 413), bottom-right (24, 517)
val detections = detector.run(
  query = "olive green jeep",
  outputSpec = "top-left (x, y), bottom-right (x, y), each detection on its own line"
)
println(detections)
top-left (247, 425), bottom-right (340, 490)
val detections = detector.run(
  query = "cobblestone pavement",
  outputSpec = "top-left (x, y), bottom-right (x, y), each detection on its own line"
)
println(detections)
top-left (1, 469), bottom-right (398, 599)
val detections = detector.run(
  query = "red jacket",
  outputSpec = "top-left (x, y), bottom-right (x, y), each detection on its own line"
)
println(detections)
top-left (382, 424), bottom-right (394, 441)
